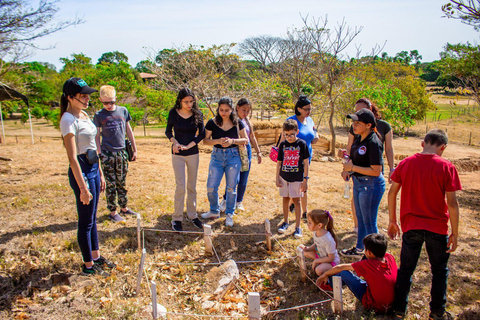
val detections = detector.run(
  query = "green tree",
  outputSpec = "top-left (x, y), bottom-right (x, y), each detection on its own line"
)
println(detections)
top-left (31, 106), bottom-right (43, 120)
top-left (359, 81), bottom-right (415, 133)
top-left (439, 42), bottom-right (480, 105)
top-left (97, 51), bottom-right (129, 65)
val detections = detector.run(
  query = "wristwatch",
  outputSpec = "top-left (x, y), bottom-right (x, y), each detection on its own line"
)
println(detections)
top-left (303, 176), bottom-right (309, 180)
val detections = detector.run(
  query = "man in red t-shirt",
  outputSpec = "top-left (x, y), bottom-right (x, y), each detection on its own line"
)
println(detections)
top-left (388, 129), bottom-right (461, 320)
top-left (317, 233), bottom-right (397, 313)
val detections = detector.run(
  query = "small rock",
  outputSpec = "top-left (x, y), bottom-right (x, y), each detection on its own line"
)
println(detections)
top-left (320, 157), bottom-right (329, 162)
top-left (277, 280), bottom-right (284, 288)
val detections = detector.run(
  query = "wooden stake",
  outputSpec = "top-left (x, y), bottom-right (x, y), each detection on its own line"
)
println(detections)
top-left (265, 219), bottom-right (272, 252)
top-left (333, 276), bottom-right (343, 313)
top-left (204, 224), bottom-right (213, 255)
top-left (248, 292), bottom-right (261, 319)
top-left (469, 132), bottom-right (472, 146)
top-left (297, 246), bottom-right (307, 283)
top-left (137, 213), bottom-right (142, 251)
top-left (151, 281), bottom-right (158, 319)
top-left (136, 248), bottom-right (146, 295)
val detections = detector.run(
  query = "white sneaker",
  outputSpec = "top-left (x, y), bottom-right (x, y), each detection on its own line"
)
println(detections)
top-left (201, 211), bottom-right (220, 219)
top-left (219, 199), bottom-right (226, 212)
top-left (236, 202), bottom-right (245, 211)
top-left (225, 215), bottom-right (234, 227)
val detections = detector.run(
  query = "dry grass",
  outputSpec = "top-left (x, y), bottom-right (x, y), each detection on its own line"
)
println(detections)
top-left (0, 119), bottom-right (480, 319)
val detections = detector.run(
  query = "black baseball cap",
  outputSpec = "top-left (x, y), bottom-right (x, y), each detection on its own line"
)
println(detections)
top-left (347, 108), bottom-right (376, 128)
top-left (62, 77), bottom-right (97, 96)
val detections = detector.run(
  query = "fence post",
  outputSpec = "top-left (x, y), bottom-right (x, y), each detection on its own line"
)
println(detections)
top-left (151, 281), bottom-right (158, 319)
top-left (137, 214), bottom-right (142, 251)
top-left (297, 246), bottom-right (307, 283)
top-left (265, 219), bottom-right (272, 252)
top-left (333, 276), bottom-right (343, 313)
top-left (469, 132), bottom-right (472, 146)
top-left (204, 224), bottom-right (213, 255)
top-left (136, 248), bottom-right (146, 295)
top-left (248, 292), bottom-right (261, 319)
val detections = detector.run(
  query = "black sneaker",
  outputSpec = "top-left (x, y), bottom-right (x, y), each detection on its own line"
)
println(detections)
top-left (94, 256), bottom-right (116, 269)
top-left (302, 212), bottom-right (307, 219)
top-left (82, 264), bottom-right (109, 277)
top-left (340, 247), bottom-right (364, 259)
top-left (289, 203), bottom-right (295, 213)
top-left (190, 218), bottom-right (203, 229)
top-left (172, 221), bottom-right (183, 232)
top-left (429, 311), bottom-right (453, 320)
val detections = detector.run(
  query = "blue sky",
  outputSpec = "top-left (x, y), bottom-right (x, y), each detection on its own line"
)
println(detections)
top-left (27, 0), bottom-right (480, 69)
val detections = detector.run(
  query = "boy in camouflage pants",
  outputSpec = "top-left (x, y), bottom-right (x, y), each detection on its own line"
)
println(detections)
top-left (94, 85), bottom-right (137, 223)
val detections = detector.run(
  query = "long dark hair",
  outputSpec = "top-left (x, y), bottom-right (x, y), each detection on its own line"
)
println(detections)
top-left (307, 209), bottom-right (337, 248)
top-left (174, 88), bottom-right (203, 125)
top-left (60, 93), bottom-right (69, 119)
top-left (356, 98), bottom-right (381, 120)
top-left (355, 98), bottom-right (383, 141)
top-left (214, 97), bottom-right (238, 126)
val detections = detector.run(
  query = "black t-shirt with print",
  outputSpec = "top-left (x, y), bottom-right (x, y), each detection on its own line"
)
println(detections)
top-left (350, 131), bottom-right (384, 177)
top-left (349, 119), bottom-right (391, 144)
top-left (277, 138), bottom-right (310, 182)
top-left (205, 119), bottom-right (245, 149)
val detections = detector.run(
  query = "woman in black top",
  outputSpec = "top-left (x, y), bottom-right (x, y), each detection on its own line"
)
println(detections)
top-left (342, 98), bottom-right (395, 233)
top-left (340, 108), bottom-right (386, 258)
top-left (165, 88), bottom-right (205, 232)
top-left (200, 97), bottom-right (248, 227)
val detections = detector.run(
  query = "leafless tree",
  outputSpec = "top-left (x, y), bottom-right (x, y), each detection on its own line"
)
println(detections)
top-left (0, 0), bottom-right (82, 64)
top-left (296, 16), bottom-right (381, 156)
top-left (442, 0), bottom-right (480, 31)
top-left (148, 44), bottom-right (242, 116)
top-left (238, 35), bottom-right (283, 72)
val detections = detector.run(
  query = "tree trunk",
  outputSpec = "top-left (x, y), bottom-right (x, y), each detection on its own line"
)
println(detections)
top-left (328, 99), bottom-right (336, 156)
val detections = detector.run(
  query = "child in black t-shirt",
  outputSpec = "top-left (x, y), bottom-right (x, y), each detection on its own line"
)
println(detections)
top-left (276, 119), bottom-right (310, 238)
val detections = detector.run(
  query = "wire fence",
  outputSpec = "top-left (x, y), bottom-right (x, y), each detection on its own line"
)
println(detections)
top-left (137, 222), bottom-right (338, 319)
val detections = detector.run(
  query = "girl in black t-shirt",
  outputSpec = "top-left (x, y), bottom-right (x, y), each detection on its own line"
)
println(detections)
top-left (340, 108), bottom-right (386, 258)
top-left (165, 88), bottom-right (205, 232)
top-left (201, 97), bottom-right (248, 227)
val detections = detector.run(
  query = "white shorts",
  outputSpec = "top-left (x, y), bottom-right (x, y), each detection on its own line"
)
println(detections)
top-left (279, 176), bottom-right (303, 198)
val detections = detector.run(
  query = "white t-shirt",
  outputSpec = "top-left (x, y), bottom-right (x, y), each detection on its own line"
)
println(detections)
top-left (60, 111), bottom-right (97, 155)
top-left (313, 231), bottom-right (340, 265)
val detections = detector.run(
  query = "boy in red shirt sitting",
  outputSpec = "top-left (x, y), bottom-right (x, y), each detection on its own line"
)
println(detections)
top-left (317, 233), bottom-right (397, 313)
top-left (388, 129), bottom-right (461, 320)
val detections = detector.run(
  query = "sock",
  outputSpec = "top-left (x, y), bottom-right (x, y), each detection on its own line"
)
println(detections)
top-left (93, 257), bottom-right (100, 261)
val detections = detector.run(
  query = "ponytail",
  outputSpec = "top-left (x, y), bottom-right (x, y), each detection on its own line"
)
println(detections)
top-left (60, 93), bottom-right (69, 120)
top-left (324, 211), bottom-right (338, 248)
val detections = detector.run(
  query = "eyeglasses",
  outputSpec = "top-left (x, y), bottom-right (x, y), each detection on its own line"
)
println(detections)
top-left (101, 101), bottom-right (116, 105)
top-left (285, 133), bottom-right (296, 138)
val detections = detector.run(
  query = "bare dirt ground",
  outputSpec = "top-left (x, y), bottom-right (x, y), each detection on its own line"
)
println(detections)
top-left (1, 120), bottom-right (479, 319)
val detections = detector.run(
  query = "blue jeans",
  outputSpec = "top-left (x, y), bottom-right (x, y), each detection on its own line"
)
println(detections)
top-left (328, 270), bottom-right (367, 302)
top-left (352, 174), bottom-right (386, 250)
top-left (394, 230), bottom-right (450, 315)
top-left (223, 143), bottom-right (252, 203)
top-left (207, 147), bottom-right (241, 215)
top-left (68, 154), bottom-right (100, 263)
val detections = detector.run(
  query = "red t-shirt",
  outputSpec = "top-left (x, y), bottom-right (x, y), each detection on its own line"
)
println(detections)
top-left (391, 153), bottom-right (462, 235)
top-left (352, 252), bottom-right (397, 313)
